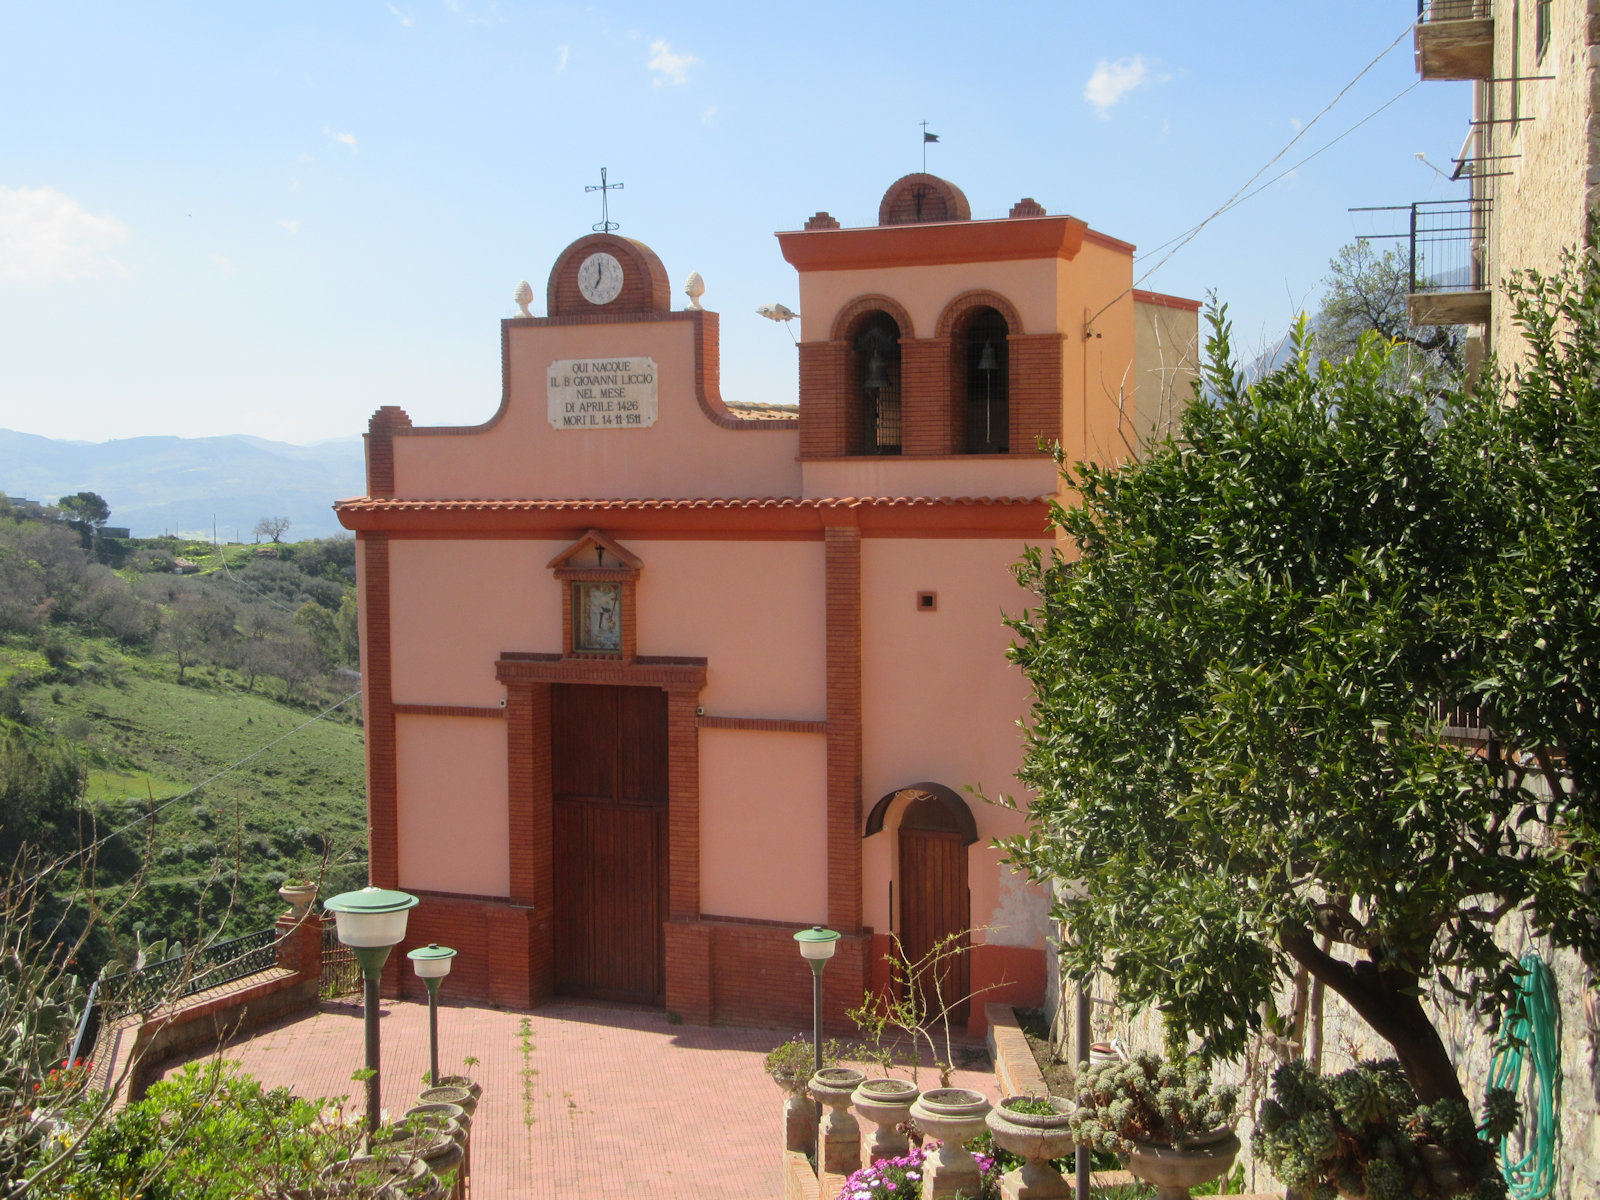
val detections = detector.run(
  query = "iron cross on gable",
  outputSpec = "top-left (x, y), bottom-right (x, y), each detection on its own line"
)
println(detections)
top-left (586, 168), bottom-right (624, 233)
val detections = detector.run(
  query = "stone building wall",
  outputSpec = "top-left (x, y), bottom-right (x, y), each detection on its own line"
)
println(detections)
top-left (1484, 0), bottom-right (1600, 368)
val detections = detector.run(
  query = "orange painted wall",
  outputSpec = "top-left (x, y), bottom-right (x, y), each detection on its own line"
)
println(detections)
top-left (698, 728), bottom-right (829, 922)
top-left (390, 319), bottom-right (800, 502)
top-left (395, 713), bottom-right (510, 898)
top-left (388, 539), bottom-right (566, 706)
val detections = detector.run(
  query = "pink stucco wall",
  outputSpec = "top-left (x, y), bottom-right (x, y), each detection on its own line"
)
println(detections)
top-left (799, 455), bottom-right (1058, 502)
top-left (388, 539), bottom-right (566, 706)
top-left (698, 728), bottom-right (829, 922)
top-left (633, 539), bottom-right (826, 717)
top-left (390, 319), bottom-right (800, 502)
top-left (395, 713), bottom-right (510, 898)
top-left (795, 259), bottom-right (1063, 341)
top-left (859, 537), bottom-right (1047, 950)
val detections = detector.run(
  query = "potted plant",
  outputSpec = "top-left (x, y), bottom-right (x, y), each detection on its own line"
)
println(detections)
top-left (1068, 1050), bottom-right (1239, 1200)
top-left (765, 1035), bottom-right (829, 1154)
top-left (909, 1087), bottom-right (993, 1199)
top-left (811, 1066), bottom-right (868, 1175)
top-left (278, 877), bottom-right (318, 918)
top-left (1253, 1058), bottom-right (1515, 1199)
top-left (852, 1076), bottom-right (920, 1161)
top-left (986, 1094), bottom-right (1074, 1199)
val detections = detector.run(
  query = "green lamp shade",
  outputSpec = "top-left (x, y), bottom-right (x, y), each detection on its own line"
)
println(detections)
top-left (407, 943), bottom-right (457, 979)
top-left (794, 925), bottom-right (840, 961)
top-left (324, 886), bottom-right (419, 948)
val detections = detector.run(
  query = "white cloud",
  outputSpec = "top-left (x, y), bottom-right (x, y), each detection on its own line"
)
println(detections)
top-left (278, 219), bottom-right (299, 234)
top-left (324, 127), bottom-right (358, 152)
top-left (0, 186), bottom-right (129, 283)
top-left (1084, 55), bottom-right (1148, 118)
top-left (556, 44), bottom-right (569, 72)
top-left (648, 39), bottom-right (695, 87)
top-left (388, 4), bottom-right (412, 26)
top-left (209, 252), bottom-right (235, 276)
top-left (1290, 117), bottom-right (1303, 132)
top-left (701, 105), bottom-right (717, 125)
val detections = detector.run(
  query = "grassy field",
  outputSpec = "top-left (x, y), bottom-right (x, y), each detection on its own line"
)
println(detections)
top-left (1, 614), bottom-right (369, 946)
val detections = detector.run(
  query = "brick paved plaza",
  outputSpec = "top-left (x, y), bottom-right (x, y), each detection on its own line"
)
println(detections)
top-left (158, 998), bottom-right (997, 1200)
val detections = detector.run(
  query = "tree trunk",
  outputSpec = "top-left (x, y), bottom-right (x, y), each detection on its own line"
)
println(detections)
top-left (1280, 929), bottom-right (1468, 1109)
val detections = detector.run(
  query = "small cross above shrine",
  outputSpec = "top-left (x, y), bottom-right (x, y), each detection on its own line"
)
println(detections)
top-left (586, 167), bottom-right (624, 233)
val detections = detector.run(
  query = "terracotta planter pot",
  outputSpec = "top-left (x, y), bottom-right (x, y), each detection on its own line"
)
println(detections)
top-left (986, 1097), bottom-right (1074, 1200)
top-left (783, 1091), bottom-right (815, 1154)
top-left (321, 1152), bottom-right (441, 1200)
top-left (809, 1067), bottom-right (865, 1176)
top-left (1124, 1128), bottom-right (1240, 1200)
top-left (910, 1088), bottom-right (992, 1200)
top-left (432, 1076), bottom-right (482, 1106)
top-left (852, 1077), bottom-right (919, 1161)
top-left (278, 883), bottom-right (317, 918)
top-left (418, 1085), bottom-right (475, 1117)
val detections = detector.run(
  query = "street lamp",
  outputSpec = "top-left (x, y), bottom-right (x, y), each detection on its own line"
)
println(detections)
top-left (407, 943), bottom-right (457, 1088)
top-left (324, 886), bottom-right (419, 1137)
top-left (793, 925), bottom-right (840, 1078)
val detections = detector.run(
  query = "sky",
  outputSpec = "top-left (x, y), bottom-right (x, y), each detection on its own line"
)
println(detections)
top-left (0, 2), bottom-right (1473, 445)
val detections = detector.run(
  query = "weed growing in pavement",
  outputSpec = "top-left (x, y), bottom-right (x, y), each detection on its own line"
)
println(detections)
top-left (517, 1018), bottom-right (537, 1127)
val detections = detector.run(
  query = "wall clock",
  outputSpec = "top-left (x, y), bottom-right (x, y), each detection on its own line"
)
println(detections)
top-left (577, 252), bottom-right (624, 305)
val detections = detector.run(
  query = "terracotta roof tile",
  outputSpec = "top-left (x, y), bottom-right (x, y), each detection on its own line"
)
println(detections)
top-left (335, 494), bottom-right (1049, 512)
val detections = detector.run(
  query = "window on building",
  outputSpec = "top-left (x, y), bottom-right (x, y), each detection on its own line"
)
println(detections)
top-left (1536, 0), bottom-right (1552, 59)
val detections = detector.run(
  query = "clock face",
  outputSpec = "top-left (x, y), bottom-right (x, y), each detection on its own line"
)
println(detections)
top-left (577, 252), bottom-right (624, 305)
top-left (574, 581), bottom-right (622, 653)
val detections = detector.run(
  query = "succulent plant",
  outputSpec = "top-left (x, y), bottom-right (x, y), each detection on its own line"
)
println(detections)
top-left (1252, 1059), bottom-right (1514, 1200)
top-left (1066, 1050), bottom-right (1238, 1153)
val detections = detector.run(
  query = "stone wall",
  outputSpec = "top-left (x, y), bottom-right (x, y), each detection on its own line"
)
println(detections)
top-left (1485, 0), bottom-right (1600, 368)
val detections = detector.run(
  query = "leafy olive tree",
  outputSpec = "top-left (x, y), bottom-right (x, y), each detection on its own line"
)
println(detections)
top-left (1313, 238), bottom-right (1463, 391)
top-left (1000, 289), bottom-right (1597, 1191)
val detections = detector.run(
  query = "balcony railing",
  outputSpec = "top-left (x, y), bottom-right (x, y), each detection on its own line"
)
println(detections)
top-left (1406, 198), bottom-right (1490, 296)
top-left (1418, 0), bottom-right (1490, 19)
top-left (100, 925), bottom-right (281, 1016)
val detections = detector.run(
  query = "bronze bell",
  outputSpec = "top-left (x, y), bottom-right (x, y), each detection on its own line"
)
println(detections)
top-left (863, 349), bottom-right (892, 392)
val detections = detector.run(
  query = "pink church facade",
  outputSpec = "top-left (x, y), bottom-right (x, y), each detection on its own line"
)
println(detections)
top-left (336, 174), bottom-right (1198, 1034)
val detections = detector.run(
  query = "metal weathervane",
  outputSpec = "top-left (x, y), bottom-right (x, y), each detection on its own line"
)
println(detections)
top-left (587, 167), bottom-right (624, 232)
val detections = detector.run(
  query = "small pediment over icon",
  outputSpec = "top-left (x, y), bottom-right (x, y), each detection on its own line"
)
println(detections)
top-left (547, 529), bottom-right (643, 575)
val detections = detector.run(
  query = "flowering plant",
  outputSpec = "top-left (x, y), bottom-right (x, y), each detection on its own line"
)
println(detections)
top-left (840, 1142), bottom-right (1002, 1199)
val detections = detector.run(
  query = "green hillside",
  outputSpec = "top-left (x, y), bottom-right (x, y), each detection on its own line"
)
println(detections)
top-left (0, 498), bottom-right (369, 963)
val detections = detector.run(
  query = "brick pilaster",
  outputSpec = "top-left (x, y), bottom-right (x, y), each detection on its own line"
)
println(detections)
top-left (799, 340), bottom-right (850, 458)
top-left (665, 919), bottom-right (713, 1025)
top-left (505, 680), bottom-right (555, 997)
top-left (900, 337), bottom-right (953, 455)
top-left (365, 406), bottom-right (412, 499)
top-left (1008, 333), bottom-right (1065, 453)
top-left (362, 533), bottom-right (398, 889)
top-left (824, 522), bottom-right (863, 934)
top-left (666, 686), bottom-right (701, 920)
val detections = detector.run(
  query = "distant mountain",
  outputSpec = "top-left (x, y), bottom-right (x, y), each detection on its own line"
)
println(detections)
top-left (0, 430), bottom-right (365, 540)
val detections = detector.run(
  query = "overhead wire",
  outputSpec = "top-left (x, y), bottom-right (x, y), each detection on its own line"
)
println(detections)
top-left (1085, 19), bottom-right (1421, 331)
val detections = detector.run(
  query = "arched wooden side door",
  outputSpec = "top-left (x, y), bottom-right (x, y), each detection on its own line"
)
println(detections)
top-left (551, 683), bottom-right (668, 1005)
top-left (897, 795), bottom-right (970, 1026)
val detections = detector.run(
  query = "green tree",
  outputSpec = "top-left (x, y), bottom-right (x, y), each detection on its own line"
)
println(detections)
top-left (1000, 304), bottom-right (1597, 1193)
top-left (55, 492), bottom-right (109, 534)
top-left (1314, 238), bottom-right (1463, 389)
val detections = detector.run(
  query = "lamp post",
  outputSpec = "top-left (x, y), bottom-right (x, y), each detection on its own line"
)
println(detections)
top-left (324, 886), bottom-right (419, 1137)
top-left (793, 925), bottom-right (840, 1078)
top-left (407, 943), bottom-right (457, 1087)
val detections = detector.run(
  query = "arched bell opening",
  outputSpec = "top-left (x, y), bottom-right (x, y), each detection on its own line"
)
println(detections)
top-left (957, 307), bottom-right (1010, 453)
top-left (849, 312), bottom-right (903, 456)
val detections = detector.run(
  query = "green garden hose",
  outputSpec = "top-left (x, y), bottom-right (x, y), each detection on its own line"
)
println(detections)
top-left (1487, 953), bottom-right (1560, 1199)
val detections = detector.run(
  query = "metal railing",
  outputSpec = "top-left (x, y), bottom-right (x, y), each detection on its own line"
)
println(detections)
top-left (100, 926), bottom-right (281, 1016)
top-left (1418, 0), bottom-right (1490, 20)
top-left (321, 923), bottom-right (362, 999)
top-left (1407, 199), bottom-right (1491, 294)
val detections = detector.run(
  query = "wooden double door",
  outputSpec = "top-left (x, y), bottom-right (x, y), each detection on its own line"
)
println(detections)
top-left (551, 684), bottom-right (668, 1005)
